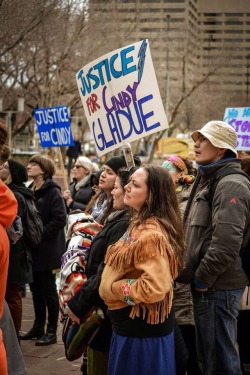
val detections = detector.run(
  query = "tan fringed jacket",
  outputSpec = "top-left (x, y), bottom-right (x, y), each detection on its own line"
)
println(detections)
top-left (99, 217), bottom-right (178, 325)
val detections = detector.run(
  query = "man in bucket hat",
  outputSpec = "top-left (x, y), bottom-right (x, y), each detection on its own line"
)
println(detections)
top-left (178, 120), bottom-right (250, 374)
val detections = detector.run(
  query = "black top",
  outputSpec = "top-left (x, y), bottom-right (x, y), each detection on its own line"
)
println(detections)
top-left (66, 140), bottom-right (82, 158)
top-left (108, 306), bottom-right (174, 337)
top-left (67, 210), bottom-right (130, 351)
top-left (67, 180), bottom-right (93, 213)
top-left (31, 178), bottom-right (67, 271)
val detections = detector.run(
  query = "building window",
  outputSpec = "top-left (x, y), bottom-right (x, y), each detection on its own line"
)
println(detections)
top-left (224, 30), bottom-right (243, 34)
top-left (204, 21), bottom-right (222, 25)
top-left (225, 13), bottom-right (243, 17)
top-left (204, 13), bottom-right (222, 17)
top-left (165, 9), bottom-right (185, 13)
top-left (225, 21), bottom-right (243, 25)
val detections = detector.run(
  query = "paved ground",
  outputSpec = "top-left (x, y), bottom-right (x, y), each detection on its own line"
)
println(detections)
top-left (20, 292), bottom-right (83, 375)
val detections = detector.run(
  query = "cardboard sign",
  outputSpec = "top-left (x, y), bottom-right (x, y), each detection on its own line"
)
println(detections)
top-left (34, 106), bottom-right (74, 147)
top-left (224, 107), bottom-right (250, 150)
top-left (76, 39), bottom-right (168, 156)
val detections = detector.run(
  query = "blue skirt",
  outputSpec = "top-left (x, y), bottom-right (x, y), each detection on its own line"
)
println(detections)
top-left (108, 331), bottom-right (175, 375)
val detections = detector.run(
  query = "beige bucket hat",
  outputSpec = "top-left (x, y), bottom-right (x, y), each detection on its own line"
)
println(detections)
top-left (191, 120), bottom-right (237, 156)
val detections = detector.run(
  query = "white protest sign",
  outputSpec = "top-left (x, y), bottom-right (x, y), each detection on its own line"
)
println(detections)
top-left (76, 39), bottom-right (168, 157)
top-left (223, 107), bottom-right (250, 150)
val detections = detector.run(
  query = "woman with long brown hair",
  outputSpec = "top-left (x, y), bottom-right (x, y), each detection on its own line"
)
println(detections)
top-left (100, 165), bottom-right (184, 375)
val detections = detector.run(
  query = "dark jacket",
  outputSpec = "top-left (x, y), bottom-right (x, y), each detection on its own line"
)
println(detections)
top-left (31, 178), bottom-right (67, 271)
top-left (67, 210), bottom-right (130, 351)
top-left (68, 179), bottom-right (93, 212)
top-left (66, 141), bottom-right (82, 158)
top-left (174, 184), bottom-right (195, 325)
top-left (7, 183), bottom-right (34, 284)
top-left (179, 158), bottom-right (250, 290)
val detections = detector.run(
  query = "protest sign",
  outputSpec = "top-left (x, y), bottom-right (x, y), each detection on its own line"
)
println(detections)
top-left (224, 107), bottom-right (250, 150)
top-left (76, 39), bottom-right (168, 157)
top-left (34, 106), bottom-right (74, 148)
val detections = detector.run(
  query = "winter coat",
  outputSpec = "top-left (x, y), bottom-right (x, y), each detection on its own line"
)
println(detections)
top-left (175, 184), bottom-right (194, 325)
top-left (0, 180), bottom-right (17, 374)
top-left (66, 141), bottom-right (82, 159)
top-left (0, 301), bottom-right (27, 375)
top-left (179, 158), bottom-right (250, 290)
top-left (7, 182), bottom-right (34, 284)
top-left (31, 178), bottom-right (67, 271)
top-left (67, 210), bottom-right (130, 351)
top-left (67, 180), bottom-right (93, 212)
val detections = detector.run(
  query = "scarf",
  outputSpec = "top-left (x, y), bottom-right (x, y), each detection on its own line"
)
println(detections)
top-left (162, 155), bottom-right (195, 193)
top-left (75, 175), bottom-right (91, 191)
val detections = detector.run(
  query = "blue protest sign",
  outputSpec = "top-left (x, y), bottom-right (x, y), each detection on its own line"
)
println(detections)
top-left (34, 106), bottom-right (74, 147)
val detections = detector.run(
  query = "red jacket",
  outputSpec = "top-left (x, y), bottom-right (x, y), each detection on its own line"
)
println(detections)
top-left (0, 180), bottom-right (17, 374)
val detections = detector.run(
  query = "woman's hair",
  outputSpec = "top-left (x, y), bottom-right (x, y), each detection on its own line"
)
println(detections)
top-left (0, 144), bottom-right (10, 164)
top-left (85, 167), bottom-right (137, 225)
top-left (85, 189), bottom-right (104, 214)
top-left (180, 157), bottom-right (197, 176)
top-left (0, 119), bottom-right (10, 164)
top-left (77, 156), bottom-right (95, 175)
top-left (29, 154), bottom-right (56, 179)
top-left (241, 156), bottom-right (250, 176)
top-left (164, 156), bottom-right (196, 177)
top-left (130, 165), bottom-right (185, 267)
top-left (117, 167), bottom-right (138, 190)
top-left (0, 119), bottom-right (8, 146)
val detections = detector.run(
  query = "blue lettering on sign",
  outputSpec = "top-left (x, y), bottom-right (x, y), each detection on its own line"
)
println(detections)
top-left (243, 108), bottom-right (250, 117)
top-left (224, 108), bottom-right (238, 122)
top-left (237, 134), bottom-right (250, 148)
top-left (77, 45), bottom-right (137, 97)
top-left (137, 40), bottom-right (147, 83)
top-left (34, 106), bottom-right (74, 148)
top-left (110, 54), bottom-right (122, 79)
top-left (102, 82), bottom-right (139, 113)
top-left (92, 94), bottom-right (160, 152)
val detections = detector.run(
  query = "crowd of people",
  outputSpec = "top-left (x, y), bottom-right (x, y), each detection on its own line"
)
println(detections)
top-left (0, 117), bottom-right (250, 375)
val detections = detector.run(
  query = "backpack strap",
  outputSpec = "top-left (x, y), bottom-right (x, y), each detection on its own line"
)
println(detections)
top-left (204, 167), bottom-right (250, 207)
top-left (13, 190), bottom-right (28, 218)
top-left (183, 173), bottom-right (201, 225)
top-left (183, 167), bottom-right (249, 223)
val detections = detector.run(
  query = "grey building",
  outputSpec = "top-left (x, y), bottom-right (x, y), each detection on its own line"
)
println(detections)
top-left (90, 0), bottom-right (250, 96)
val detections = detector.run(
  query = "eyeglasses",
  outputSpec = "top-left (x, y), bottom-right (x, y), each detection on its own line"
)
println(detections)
top-left (73, 165), bottom-right (83, 169)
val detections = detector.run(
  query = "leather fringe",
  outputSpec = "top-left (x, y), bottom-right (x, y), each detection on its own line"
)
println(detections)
top-left (129, 288), bottom-right (174, 324)
top-left (105, 232), bottom-right (178, 276)
top-left (104, 226), bottom-right (178, 324)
